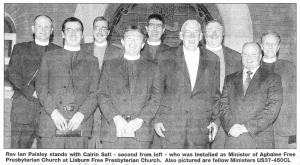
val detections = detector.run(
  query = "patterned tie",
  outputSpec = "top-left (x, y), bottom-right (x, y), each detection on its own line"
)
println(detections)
top-left (243, 70), bottom-right (253, 95)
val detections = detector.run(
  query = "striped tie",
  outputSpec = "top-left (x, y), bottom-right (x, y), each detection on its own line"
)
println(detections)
top-left (243, 71), bottom-right (253, 95)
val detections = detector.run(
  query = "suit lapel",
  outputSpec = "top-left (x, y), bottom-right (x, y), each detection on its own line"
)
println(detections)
top-left (192, 48), bottom-right (208, 94)
top-left (73, 49), bottom-right (86, 67)
top-left (233, 70), bottom-right (244, 99)
top-left (244, 67), bottom-right (264, 98)
top-left (175, 46), bottom-right (191, 93)
top-left (274, 60), bottom-right (282, 75)
top-left (119, 58), bottom-right (130, 91)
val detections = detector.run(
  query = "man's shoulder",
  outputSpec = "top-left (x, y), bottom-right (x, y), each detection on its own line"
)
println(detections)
top-left (223, 46), bottom-right (242, 60)
top-left (13, 41), bottom-right (34, 50)
top-left (276, 59), bottom-right (295, 68)
top-left (48, 43), bottom-right (62, 49)
top-left (202, 47), bottom-right (219, 61)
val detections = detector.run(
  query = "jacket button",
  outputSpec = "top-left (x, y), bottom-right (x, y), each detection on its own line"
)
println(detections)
top-left (64, 86), bottom-right (66, 88)
top-left (185, 111), bottom-right (188, 113)
top-left (59, 101), bottom-right (62, 104)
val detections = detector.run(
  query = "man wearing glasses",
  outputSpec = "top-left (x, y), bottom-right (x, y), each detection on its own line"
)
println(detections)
top-left (36, 17), bottom-right (100, 148)
top-left (153, 20), bottom-right (220, 149)
top-left (82, 16), bottom-right (123, 148)
top-left (204, 20), bottom-right (242, 148)
top-left (142, 14), bottom-right (170, 62)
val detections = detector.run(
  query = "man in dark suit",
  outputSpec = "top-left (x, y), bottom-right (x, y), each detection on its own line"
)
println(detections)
top-left (153, 20), bottom-right (220, 149)
top-left (142, 14), bottom-right (170, 62)
top-left (204, 20), bottom-right (242, 148)
top-left (260, 31), bottom-right (296, 148)
top-left (7, 15), bottom-right (61, 149)
top-left (81, 16), bottom-right (123, 149)
top-left (220, 42), bottom-right (283, 149)
top-left (98, 25), bottom-right (160, 149)
top-left (36, 17), bottom-right (100, 148)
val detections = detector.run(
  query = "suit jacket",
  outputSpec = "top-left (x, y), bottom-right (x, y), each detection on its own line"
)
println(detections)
top-left (261, 59), bottom-right (296, 136)
top-left (7, 41), bottom-right (61, 124)
top-left (82, 42), bottom-right (123, 64)
top-left (36, 48), bottom-right (100, 137)
top-left (141, 42), bottom-right (170, 62)
top-left (98, 56), bottom-right (161, 142)
top-left (220, 67), bottom-right (283, 148)
top-left (222, 46), bottom-right (243, 77)
top-left (155, 46), bottom-right (220, 147)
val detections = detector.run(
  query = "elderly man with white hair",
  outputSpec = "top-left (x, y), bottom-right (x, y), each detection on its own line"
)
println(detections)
top-left (153, 20), bottom-right (221, 149)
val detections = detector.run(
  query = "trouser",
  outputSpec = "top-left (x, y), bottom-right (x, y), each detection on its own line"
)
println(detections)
top-left (102, 138), bottom-right (151, 149)
top-left (211, 125), bottom-right (226, 149)
top-left (88, 107), bottom-right (102, 149)
top-left (274, 129), bottom-right (296, 149)
top-left (39, 136), bottom-right (88, 149)
top-left (156, 129), bottom-right (209, 149)
top-left (11, 121), bottom-right (37, 149)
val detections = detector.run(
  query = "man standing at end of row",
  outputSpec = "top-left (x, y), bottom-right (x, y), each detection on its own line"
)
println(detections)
top-left (154, 20), bottom-right (220, 149)
top-left (8, 15), bottom-right (61, 149)
top-left (260, 31), bottom-right (296, 148)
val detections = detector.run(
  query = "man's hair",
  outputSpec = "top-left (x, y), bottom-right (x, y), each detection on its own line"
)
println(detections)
top-left (147, 14), bottom-right (165, 26)
top-left (243, 42), bottom-right (262, 53)
top-left (34, 15), bottom-right (53, 27)
top-left (261, 30), bottom-right (281, 44)
top-left (123, 25), bottom-right (145, 41)
top-left (93, 16), bottom-right (110, 30)
top-left (181, 20), bottom-right (202, 32)
top-left (62, 17), bottom-right (84, 32)
top-left (204, 20), bottom-right (224, 33)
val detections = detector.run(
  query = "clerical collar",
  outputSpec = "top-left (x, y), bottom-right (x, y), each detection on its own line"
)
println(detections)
top-left (124, 54), bottom-right (140, 61)
top-left (64, 45), bottom-right (80, 51)
top-left (94, 41), bottom-right (108, 47)
top-left (183, 46), bottom-right (200, 55)
top-left (35, 39), bottom-right (49, 46)
top-left (147, 39), bottom-right (161, 46)
top-left (263, 57), bottom-right (277, 63)
top-left (206, 45), bottom-right (222, 51)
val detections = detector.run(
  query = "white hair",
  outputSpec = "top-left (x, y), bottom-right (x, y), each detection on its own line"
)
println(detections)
top-left (181, 20), bottom-right (201, 32)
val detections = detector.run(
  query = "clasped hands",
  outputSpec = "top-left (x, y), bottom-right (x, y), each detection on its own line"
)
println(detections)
top-left (51, 109), bottom-right (84, 131)
top-left (228, 124), bottom-right (248, 137)
top-left (113, 116), bottom-right (144, 137)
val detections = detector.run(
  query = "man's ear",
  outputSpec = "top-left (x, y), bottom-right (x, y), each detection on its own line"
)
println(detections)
top-left (62, 31), bottom-right (65, 38)
top-left (31, 25), bottom-right (35, 34)
top-left (121, 39), bottom-right (125, 46)
top-left (179, 31), bottom-right (184, 40)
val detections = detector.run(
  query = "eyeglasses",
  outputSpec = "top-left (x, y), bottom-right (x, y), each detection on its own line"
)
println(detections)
top-left (206, 29), bottom-right (223, 36)
top-left (65, 28), bottom-right (82, 34)
top-left (94, 26), bottom-right (109, 32)
top-left (148, 23), bottom-right (163, 29)
top-left (183, 30), bottom-right (201, 35)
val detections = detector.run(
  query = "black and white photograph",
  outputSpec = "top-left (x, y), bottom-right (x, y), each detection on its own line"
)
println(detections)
top-left (2, 1), bottom-right (299, 165)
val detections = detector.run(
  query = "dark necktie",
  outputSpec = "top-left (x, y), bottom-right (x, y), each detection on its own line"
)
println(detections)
top-left (243, 70), bottom-right (253, 95)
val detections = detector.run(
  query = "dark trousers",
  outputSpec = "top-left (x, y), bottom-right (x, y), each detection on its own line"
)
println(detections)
top-left (39, 136), bottom-right (88, 149)
top-left (102, 138), bottom-right (150, 149)
top-left (11, 121), bottom-right (37, 149)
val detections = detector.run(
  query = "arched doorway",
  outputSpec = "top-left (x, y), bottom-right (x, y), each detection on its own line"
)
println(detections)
top-left (106, 4), bottom-right (218, 47)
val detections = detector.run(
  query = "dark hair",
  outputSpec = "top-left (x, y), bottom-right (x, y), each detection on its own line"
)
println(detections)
top-left (147, 14), bottom-right (165, 26)
top-left (261, 30), bottom-right (281, 44)
top-left (204, 20), bottom-right (224, 33)
top-left (62, 17), bottom-right (84, 33)
top-left (93, 16), bottom-right (110, 30)
top-left (34, 15), bottom-right (53, 27)
top-left (123, 25), bottom-right (145, 41)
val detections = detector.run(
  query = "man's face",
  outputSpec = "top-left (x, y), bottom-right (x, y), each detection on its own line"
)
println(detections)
top-left (146, 19), bottom-right (165, 42)
top-left (205, 22), bottom-right (223, 48)
top-left (93, 20), bottom-right (110, 44)
top-left (32, 16), bottom-right (53, 42)
top-left (180, 21), bottom-right (202, 52)
top-left (121, 31), bottom-right (145, 56)
top-left (62, 21), bottom-right (83, 47)
top-left (242, 43), bottom-right (262, 70)
top-left (261, 34), bottom-right (280, 59)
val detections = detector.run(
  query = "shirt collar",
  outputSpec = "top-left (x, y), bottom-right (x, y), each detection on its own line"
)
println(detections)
top-left (183, 46), bottom-right (200, 56)
top-left (35, 39), bottom-right (49, 46)
top-left (64, 45), bottom-right (80, 51)
top-left (124, 54), bottom-right (140, 61)
top-left (147, 39), bottom-right (161, 46)
top-left (206, 45), bottom-right (222, 51)
top-left (243, 65), bottom-right (260, 77)
top-left (94, 40), bottom-right (108, 47)
top-left (263, 57), bottom-right (277, 63)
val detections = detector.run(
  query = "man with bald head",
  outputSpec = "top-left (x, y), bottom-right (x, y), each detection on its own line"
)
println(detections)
top-left (220, 42), bottom-right (283, 148)
top-left (153, 20), bottom-right (220, 149)
top-left (8, 15), bottom-right (61, 148)
top-left (204, 20), bottom-right (243, 149)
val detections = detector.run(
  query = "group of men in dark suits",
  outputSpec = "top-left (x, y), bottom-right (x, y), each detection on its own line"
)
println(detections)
top-left (7, 14), bottom-right (296, 149)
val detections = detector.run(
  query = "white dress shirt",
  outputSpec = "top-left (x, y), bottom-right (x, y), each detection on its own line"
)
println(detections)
top-left (183, 47), bottom-right (200, 91)
top-left (243, 66), bottom-right (260, 83)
